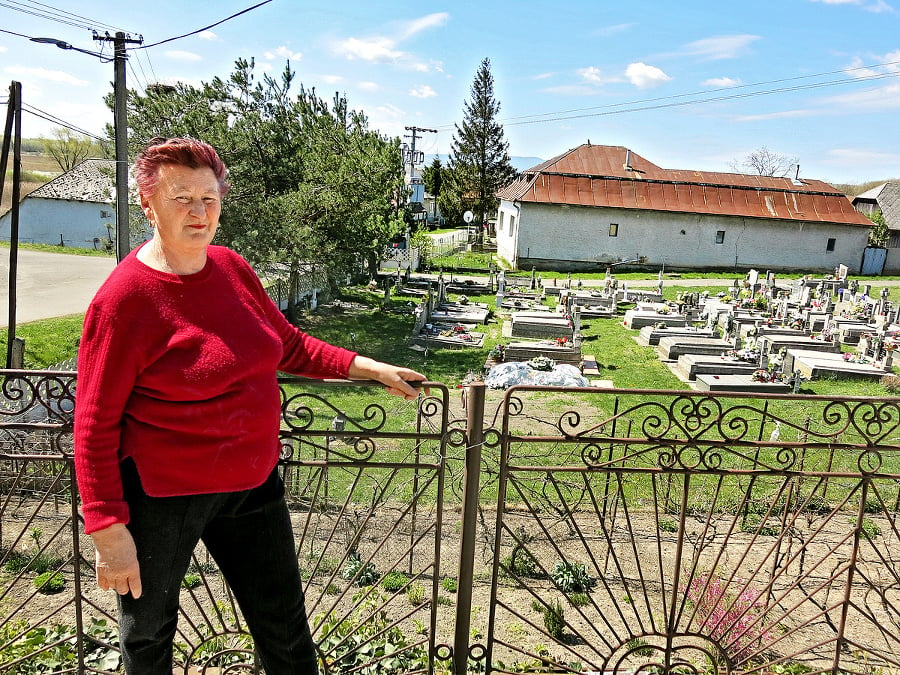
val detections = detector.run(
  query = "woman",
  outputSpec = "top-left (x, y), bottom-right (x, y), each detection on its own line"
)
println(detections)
top-left (74, 137), bottom-right (426, 674)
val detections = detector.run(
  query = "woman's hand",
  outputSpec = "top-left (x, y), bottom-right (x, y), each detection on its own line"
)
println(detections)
top-left (91, 523), bottom-right (142, 598)
top-left (347, 355), bottom-right (428, 400)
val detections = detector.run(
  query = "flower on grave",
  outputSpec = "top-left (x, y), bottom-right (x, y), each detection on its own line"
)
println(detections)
top-left (458, 295), bottom-right (469, 305)
top-left (751, 369), bottom-right (772, 382)
top-left (790, 319), bottom-right (804, 330)
top-left (657, 306), bottom-right (670, 315)
top-left (453, 325), bottom-right (466, 333)
top-left (722, 295), bottom-right (734, 303)
top-left (488, 344), bottom-right (506, 361)
top-left (556, 337), bottom-right (569, 345)
top-left (655, 321), bottom-right (668, 329)
top-left (527, 355), bottom-right (556, 371)
top-left (754, 296), bottom-right (769, 310)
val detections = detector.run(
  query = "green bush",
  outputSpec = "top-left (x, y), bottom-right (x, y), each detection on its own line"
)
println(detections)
top-left (568, 592), bottom-right (591, 607)
top-left (341, 553), bottom-right (379, 587)
top-left (543, 600), bottom-right (565, 640)
top-left (502, 548), bottom-right (540, 579)
top-left (34, 571), bottom-right (65, 594)
top-left (406, 583), bottom-right (426, 606)
top-left (550, 561), bottom-right (596, 593)
top-left (658, 518), bottom-right (678, 533)
top-left (182, 574), bottom-right (202, 589)
top-left (380, 571), bottom-right (409, 592)
top-left (441, 576), bottom-right (458, 593)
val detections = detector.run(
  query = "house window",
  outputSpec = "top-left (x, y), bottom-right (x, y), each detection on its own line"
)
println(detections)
top-left (826, 238), bottom-right (836, 252)
top-left (715, 230), bottom-right (725, 244)
top-left (609, 223), bottom-right (618, 237)
top-left (100, 210), bottom-right (112, 218)
top-left (888, 231), bottom-right (900, 248)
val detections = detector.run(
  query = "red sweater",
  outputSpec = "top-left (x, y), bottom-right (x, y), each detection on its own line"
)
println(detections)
top-left (74, 245), bottom-right (356, 534)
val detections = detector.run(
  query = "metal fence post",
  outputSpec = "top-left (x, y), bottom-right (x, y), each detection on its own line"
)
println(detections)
top-left (453, 381), bottom-right (485, 674)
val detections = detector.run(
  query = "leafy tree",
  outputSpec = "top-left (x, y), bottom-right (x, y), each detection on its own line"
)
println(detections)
top-left (422, 157), bottom-right (443, 200)
top-left (440, 58), bottom-right (517, 230)
top-left (120, 59), bottom-right (405, 313)
top-left (728, 146), bottom-right (799, 178)
top-left (41, 128), bottom-right (108, 171)
top-left (867, 209), bottom-right (888, 247)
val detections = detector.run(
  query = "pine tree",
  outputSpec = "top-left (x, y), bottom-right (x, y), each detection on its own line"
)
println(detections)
top-left (440, 58), bottom-right (517, 233)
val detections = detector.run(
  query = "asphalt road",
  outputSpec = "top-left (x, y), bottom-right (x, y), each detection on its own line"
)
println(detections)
top-left (0, 248), bottom-right (116, 329)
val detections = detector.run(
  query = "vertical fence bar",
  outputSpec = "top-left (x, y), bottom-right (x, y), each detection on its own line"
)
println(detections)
top-left (453, 382), bottom-right (485, 674)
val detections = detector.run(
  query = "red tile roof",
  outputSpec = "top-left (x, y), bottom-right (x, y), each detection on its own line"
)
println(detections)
top-left (497, 144), bottom-right (872, 227)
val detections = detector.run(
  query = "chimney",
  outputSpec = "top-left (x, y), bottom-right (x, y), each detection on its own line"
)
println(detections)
top-left (624, 148), bottom-right (633, 172)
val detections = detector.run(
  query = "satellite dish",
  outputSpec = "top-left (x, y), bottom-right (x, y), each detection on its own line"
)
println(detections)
top-left (463, 211), bottom-right (474, 223)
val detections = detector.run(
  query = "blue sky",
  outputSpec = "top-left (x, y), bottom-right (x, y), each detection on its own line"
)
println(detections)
top-left (2, 0), bottom-right (900, 184)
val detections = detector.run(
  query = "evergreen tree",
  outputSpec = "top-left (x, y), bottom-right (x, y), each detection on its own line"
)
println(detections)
top-left (441, 58), bottom-right (517, 232)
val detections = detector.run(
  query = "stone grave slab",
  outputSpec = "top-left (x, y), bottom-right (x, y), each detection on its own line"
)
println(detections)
top-left (636, 325), bottom-right (717, 346)
top-left (656, 336), bottom-right (734, 361)
top-left (694, 373), bottom-right (791, 393)
top-left (430, 302), bottom-right (491, 325)
top-left (500, 298), bottom-right (550, 312)
top-left (623, 309), bottom-right (687, 329)
top-left (412, 324), bottom-right (485, 349)
top-left (503, 339), bottom-right (582, 365)
top-left (675, 354), bottom-right (761, 380)
top-left (509, 311), bottom-right (574, 339)
top-left (758, 336), bottom-right (839, 355)
top-left (783, 349), bottom-right (890, 381)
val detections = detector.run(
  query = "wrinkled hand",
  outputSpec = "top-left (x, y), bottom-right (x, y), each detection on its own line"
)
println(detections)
top-left (91, 523), bottom-right (142, 598)
top-left (348, 356), bottom-right (428, 400)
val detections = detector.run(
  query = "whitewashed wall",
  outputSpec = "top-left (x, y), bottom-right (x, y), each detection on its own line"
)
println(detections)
top-left (0, 198), bottom-right (114, 248)
top-left (497, 200), bottom-right (868, 273)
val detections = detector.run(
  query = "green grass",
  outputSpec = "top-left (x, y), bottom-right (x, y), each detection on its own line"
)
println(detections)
top-left (0, 240), bottom-right (114, 257)
top-left (0, 314), bottom-right (84, 369)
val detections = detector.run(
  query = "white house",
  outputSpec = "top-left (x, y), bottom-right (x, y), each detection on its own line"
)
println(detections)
top-left (495, 144), bottom-right (873, 273)
top-left (0, 158), bottom-right (118, 249)
top-left (852, 182), bottom-right (900, 273)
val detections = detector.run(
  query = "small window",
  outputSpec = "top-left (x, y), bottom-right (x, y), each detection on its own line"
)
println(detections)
top-left (609, 223), bottom-right (618, 237)
top-left (826, 238), bottom-right (836, 252)
top-left (715, 230), bottom-right (725, 244)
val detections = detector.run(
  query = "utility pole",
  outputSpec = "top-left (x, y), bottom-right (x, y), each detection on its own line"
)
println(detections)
top-left (94, 31), bottom-right (143, 263)
top-left (402, 126), bottom-right (436, 228)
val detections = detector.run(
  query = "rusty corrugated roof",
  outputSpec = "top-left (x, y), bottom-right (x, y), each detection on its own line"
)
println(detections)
top-left (498, 144), bottom-right (872, 227)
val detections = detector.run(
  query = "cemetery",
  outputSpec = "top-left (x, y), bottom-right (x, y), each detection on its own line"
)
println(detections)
top-left (397, 259), bottom-right (900, 395)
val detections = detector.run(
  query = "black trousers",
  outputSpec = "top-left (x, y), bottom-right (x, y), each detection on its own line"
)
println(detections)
top-left (117, 460), bottom-right (319, 674)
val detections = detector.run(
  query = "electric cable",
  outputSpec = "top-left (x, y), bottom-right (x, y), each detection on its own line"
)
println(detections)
top-left (135, 0), bottom-right (272, 50)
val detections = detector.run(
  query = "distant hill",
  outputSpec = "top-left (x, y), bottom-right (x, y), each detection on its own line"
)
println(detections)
top-left (424, 154), bottom-right (544, 173)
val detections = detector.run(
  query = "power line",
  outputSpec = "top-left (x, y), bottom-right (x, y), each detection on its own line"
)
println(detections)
top-left (1, 0), bottom-right (134, 34)
top-left (135, 0), bottom-right (272, 50)
top-left (21, 102), bottom-right (107, 141)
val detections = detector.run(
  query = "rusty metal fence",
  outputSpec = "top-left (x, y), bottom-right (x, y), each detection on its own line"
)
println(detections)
top-left (1, 371), bottom-right (900, 675)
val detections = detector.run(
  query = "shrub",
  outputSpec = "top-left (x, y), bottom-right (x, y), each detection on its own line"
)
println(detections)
top-left (315, 592), bottom-right (428, 673)
top-left (441, 576), bottom-right (458, 593)
top-left (550, 561), bottom-right (596, 593)
top-left (380, 571), bottom-right (409, 592)
top-left (182, 574), bottom-right (202, 589)
top-left (341, 553), bottom-right (379, 587)
top-left (658, 518), bottom-right (678, 533)
top-left (34, 571), bottom-right (65, 594)
top-left (543, 600), bottom-right (565, 640)
top-left (502, 548), bottom-right (540, 579)
top-left (406, 583), bottom-right (426, 605)
top-left (568, 592), bottom-right (591, 607)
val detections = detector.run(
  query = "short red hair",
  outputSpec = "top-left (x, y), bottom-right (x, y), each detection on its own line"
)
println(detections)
top-left (134, 137), bottom-right (230, 198)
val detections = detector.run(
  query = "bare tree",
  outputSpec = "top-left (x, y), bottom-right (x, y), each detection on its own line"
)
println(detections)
top-left (41, 128), bottom-right (102, 172)
top-left (728, 146), bottom-right (799, 177)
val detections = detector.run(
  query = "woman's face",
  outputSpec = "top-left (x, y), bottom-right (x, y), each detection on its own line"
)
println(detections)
top-left (141, 163), bottom-right (222, 253)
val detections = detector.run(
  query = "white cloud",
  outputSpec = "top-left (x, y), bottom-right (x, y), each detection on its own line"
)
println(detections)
top-left (358, 81), bottom-right (380, 92)
top-left (625, 62), bottom-right (671, 88)
top-left (824, 147), bottom-right (899, 166)
top-left (197, 31), bottom-right (218, 41)
top-left (264, 46), bottom-right (303, 61)
top-left (579, 66), bottom-right (606, 85)
top-left (399, 12), bottom-right (450, 39)
top-left (0, 46), bottom-right (7, 53)
top-left (844, 50), bottom-right (900, 79)
top-left (164, 50), bottom-right (202, 62)
top-left (682, 34), bottom-right (761, 60)
top-left (531, 72), bottom-right (554, 80)
top-left (4, 65), bottom-right (88, 86)
top-left (702, 77), bottom-right (741, 87)
top-left (338, 36), bottom-right (403, 63)
top-left (734, 109), bottom-right (815, 122)
top-left (409, 84), bottom-right (437, 98)
top-left (318, 74), bottom-right (343, 85)
top-left (822, 82), bottom-right (900, 111)
top-left (808, 0), bottom-right (894, 10)
top-left (595, 22), bottom-right (635, 37)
